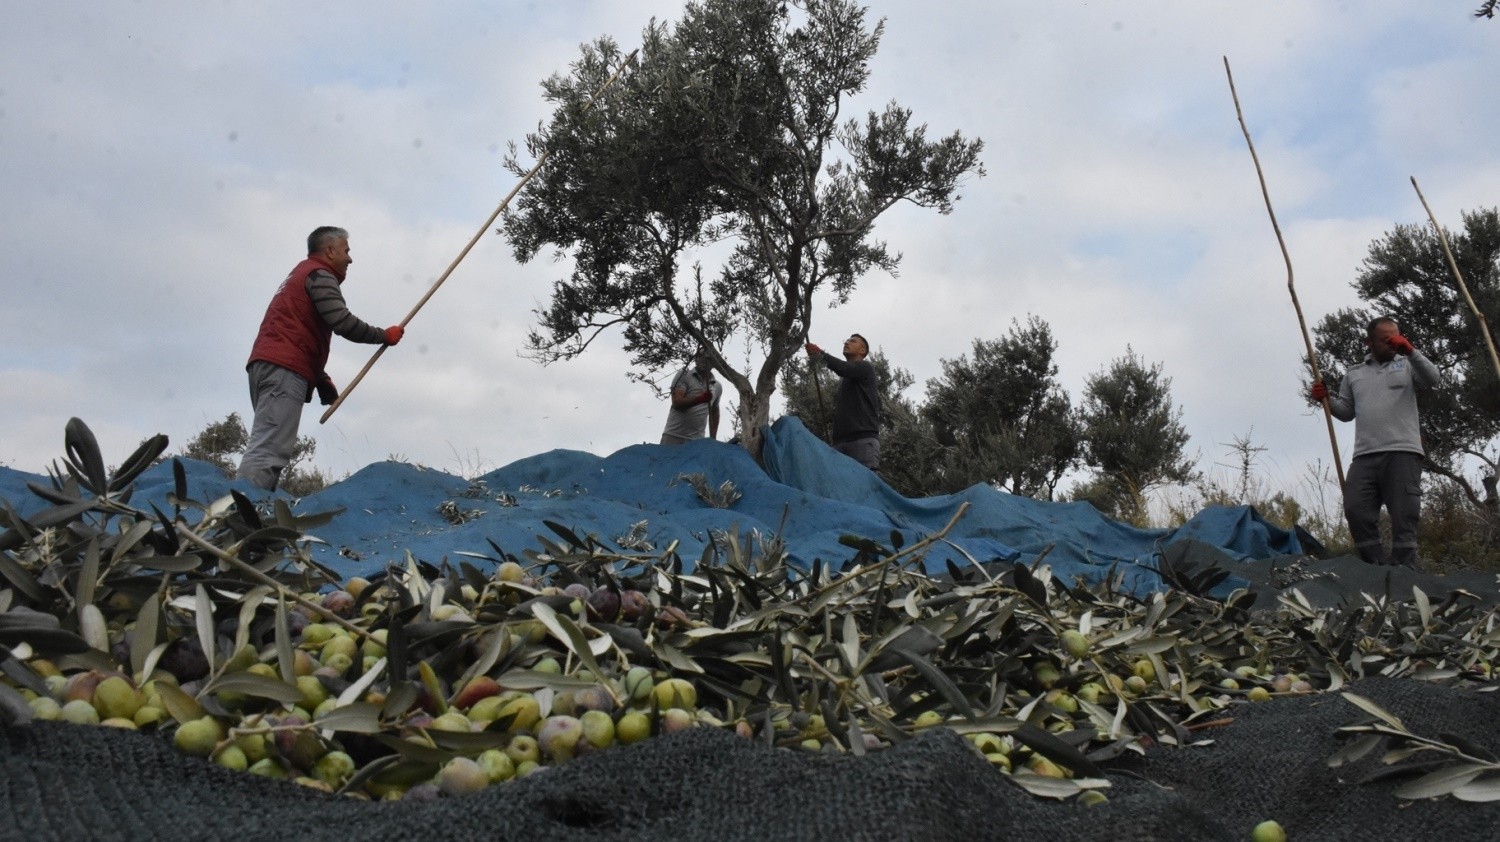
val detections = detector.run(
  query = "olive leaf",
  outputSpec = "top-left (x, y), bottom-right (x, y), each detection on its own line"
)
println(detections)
top-left (156, 683), bottom-right (205, 724)
top-left (107, 433), bottom-right (169, 492)
top-left (532, 602), bottom-right (605, 680)
top-left (314, 702), bottom-right (384, 734)
top-left (1340, 692), bottom-right (1406, 730)
top-left (1394, 764), bottom-right (1489, 800)
top-left (1453, 776), bottom-right (1500, 803)
top-left (62, 417), bottom-right (109, 496)
top-left (129, 592), bottom-right (160, 678)
top-left (1327, 734), bottom-right (1382, 768)
top-left (206, 672), bottom-right (303, 705)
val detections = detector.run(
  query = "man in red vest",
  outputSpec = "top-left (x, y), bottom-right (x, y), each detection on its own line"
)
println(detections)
top-left (236, 226), bottom-right (404, 491)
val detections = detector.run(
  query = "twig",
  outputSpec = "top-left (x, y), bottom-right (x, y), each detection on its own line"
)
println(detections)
top-left (797, 502), bottom-right (972, 605)
top-left (1184, 716), bottom-right (1237, 732)
top-left (177, 523), bottom-right (369, 640)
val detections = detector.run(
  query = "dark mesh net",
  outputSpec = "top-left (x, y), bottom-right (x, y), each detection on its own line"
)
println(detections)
top-left (4, 676), bottom-right (1496, 842)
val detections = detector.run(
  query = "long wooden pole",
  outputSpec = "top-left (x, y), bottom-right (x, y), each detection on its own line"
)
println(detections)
top-left (798, 321), bottom-right (831, 438)
top-left (811, 363), bottom-right (830, 439)
top-left (1410, 176), bottom-right (1500, 385)
top-left (1223, 57), bottom-right (1345, 487)
top-left (322, 49), bottom-right (641, 423)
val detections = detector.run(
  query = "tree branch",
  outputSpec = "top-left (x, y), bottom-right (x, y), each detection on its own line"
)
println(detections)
top-left (1422, 457), bottom-right (1487, 512)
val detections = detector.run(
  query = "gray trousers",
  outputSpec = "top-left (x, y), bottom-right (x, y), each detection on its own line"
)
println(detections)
top-left (1343, 451), bottom-right (1423, 567)
top-left (236, 361), bottom-right (308, 491)
top-left (834, 436), bottom-right (880, 472)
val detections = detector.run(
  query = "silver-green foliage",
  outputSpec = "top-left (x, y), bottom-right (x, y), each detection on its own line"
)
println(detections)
top-left (501, 0), bottom-right (984, 457)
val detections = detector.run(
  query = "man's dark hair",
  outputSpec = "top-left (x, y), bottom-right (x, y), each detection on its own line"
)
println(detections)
top-left (850, 333), bottom-right (869, 353)
top-left (1366, 316), bottom-right (1398, 338)
top-left (307, 226), bottom-right (349, 255)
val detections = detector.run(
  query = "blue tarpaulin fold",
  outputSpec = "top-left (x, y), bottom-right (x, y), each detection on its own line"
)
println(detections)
top-left (0, 416), bottom-right (1303, 595)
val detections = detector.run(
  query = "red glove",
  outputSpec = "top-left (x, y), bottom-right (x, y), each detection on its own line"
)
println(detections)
top-left (1309, 381), bottom-right (1328, 402)
top-left (804, 342), bottom-right (822, 357)
top-left (695, 389), bottom-right (714, 405)
top-left (385, 325), bottom-right (404, 345)
top-left (1387, 334), bottom-right (1414, 355)
top-left (316, 376), bottom-right (339, 406)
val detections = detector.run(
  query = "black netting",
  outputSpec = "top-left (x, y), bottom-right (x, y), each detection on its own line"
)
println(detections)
top-left (4, 677), bottom-right (1497, 842)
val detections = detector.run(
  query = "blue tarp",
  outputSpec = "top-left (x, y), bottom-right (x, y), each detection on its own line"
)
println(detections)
top-left (0, 416), bottom-right (1303, 596)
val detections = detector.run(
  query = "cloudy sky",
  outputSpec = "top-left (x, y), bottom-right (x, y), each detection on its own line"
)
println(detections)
top-left (2, 1), bottom-right (1496, 507)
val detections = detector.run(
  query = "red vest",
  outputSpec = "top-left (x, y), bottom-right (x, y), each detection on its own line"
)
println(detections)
top-left (246, 257), bottom-right (341, 385)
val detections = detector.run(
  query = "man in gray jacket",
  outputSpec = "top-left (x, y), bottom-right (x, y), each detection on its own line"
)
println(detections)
top-left (1311, 316), bottom-right (1440, 567)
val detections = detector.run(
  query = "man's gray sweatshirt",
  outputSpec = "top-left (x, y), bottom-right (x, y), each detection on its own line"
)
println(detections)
top-left (1327, 350), bottom-right (1440, 458)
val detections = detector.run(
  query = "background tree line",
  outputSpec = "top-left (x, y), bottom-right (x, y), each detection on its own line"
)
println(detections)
top-left (787, 204), bottom-right (1500, 568)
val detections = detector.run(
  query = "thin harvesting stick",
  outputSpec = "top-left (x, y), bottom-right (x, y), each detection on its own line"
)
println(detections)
top-left (1224, 57), bottom-right (1345, 486)
top-left (322, 49), bottom-right (641, 423)
top-left (1410, 176), bottom-right (1500, 385)
top-left (811, 362), bottom-right (829, 438)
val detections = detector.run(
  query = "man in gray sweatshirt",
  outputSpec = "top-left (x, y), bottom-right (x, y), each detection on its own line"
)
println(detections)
top-left (1310, 316), bottom-right (1440, 567)
top-left (660, 351), bottom-right (722, 445)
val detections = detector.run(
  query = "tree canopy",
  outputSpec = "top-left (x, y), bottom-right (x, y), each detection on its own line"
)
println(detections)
top-left (501, 0), bottom-right (983, 456)
top-left (1073, 349), bottom-right (1196, 523)
top-left (923, 317), bottom-right (1080, 499)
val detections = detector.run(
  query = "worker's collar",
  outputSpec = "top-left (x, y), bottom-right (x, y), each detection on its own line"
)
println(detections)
top-left (307, 256), bottom-right (346, 282)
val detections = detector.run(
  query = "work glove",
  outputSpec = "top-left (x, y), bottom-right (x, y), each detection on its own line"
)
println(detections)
top-left (804, 342), bottom-right (822, 357)
top-left (1309, 380), bottom-right (1328, 402)
top-left (316, 376), bottom-right (339, 406)
top-left (1387, 333), bottom-right (1414, 355)
top-left (695, 389), bottom-right (714, 405)
top-left (385, 325), bottom-right (404, 345)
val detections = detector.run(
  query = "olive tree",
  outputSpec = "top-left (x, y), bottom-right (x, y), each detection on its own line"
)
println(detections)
top-left (923, 317), bottom-right (1080, 499)
top-left (501, 0), bottom-right (983, 457)
top-left (178, 413), bottom-right (326, 496)
top-left (1073, 349), bottom-right (1196, 523)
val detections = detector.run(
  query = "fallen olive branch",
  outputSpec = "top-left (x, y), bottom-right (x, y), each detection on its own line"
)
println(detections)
top-left (177, 523), bottom-right (370, 641)
top-left (1331, 691), bottom-right (1500, 802)
top-left (795, 502), bottom-right (971, 606)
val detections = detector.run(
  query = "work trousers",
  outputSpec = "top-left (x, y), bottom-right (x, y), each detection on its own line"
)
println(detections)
top-left (236, 361), bottom-right (309, 491)
top-left (833, 436), bottom-right (880, 472)
top-left (1343, 450), bottom-right (1423, 567)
